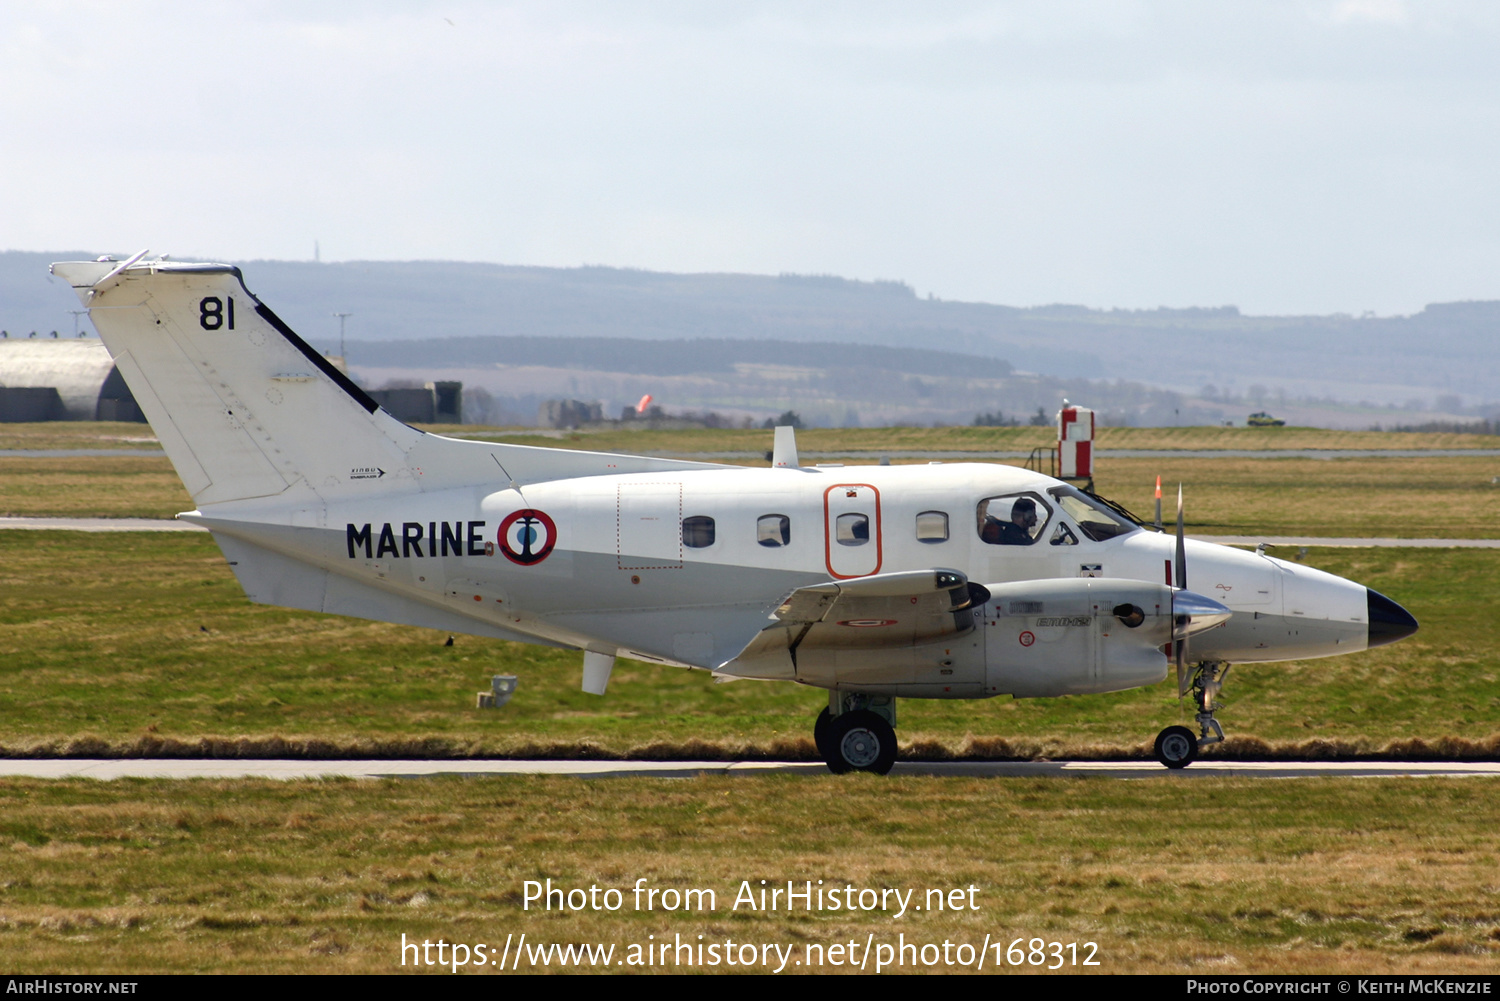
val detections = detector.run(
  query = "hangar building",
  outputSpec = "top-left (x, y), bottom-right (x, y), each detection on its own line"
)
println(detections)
top-left (0, 339), bottom-right (144, 422)
top-left (0, 339), bottom-right (461, 425)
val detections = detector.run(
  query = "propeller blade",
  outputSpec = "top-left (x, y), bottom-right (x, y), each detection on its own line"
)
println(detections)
top-left (1174, 484), bottom-right (1188, 696)
top-left (1176, 631), bottom-right (1189, 698)
top-left (1175, 484), bottom-right (1187, 591)
top-left (1170, 589), bottom-right (1231, 700)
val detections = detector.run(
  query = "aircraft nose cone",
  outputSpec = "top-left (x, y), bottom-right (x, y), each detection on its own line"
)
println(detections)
top-left (1367, 588), bottom-right (1418, 648)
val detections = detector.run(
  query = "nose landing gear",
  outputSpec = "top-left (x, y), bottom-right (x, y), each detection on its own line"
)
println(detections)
top-left (1154, 660), bottom-right (1231, 769)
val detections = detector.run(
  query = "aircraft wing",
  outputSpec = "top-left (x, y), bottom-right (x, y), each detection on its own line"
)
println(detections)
top-left (716, 569), bottom-right (986, 680)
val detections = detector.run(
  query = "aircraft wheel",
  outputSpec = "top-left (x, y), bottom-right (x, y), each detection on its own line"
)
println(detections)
top-left (825, 710), bottom-right (897, 775)
top-left (813, 708), bottom-right (834, 761)
top-left (1154, 725), bottom-right (1198, 769)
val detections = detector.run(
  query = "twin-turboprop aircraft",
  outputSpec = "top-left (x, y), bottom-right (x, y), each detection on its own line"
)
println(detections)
top-left (53, 255), bottom-right (1419, 773)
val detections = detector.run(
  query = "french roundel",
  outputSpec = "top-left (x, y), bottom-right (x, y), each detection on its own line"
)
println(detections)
top-left (498, 509), bottom-right (557, 566)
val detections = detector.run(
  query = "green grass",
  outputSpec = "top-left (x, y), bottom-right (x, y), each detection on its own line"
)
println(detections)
top-left (10, 420), bottom-right (1498, 455)
top-left (0, 775), bottom-right (1497, 973)
top-left (0, 456), bottom-right (192, 518)
top-left (2, 422), bottom-right (1498, 976)
top-left (452, 423), bottom-right (1500, 455)
top-left (5, 431), bottom-right (1500, 539)
top-left (0, 421), bottom-right (164, 451)
top-left (1097, 455), bottom-right (1500, 539)
top-left (0, 533), bottom-right (1491, 757)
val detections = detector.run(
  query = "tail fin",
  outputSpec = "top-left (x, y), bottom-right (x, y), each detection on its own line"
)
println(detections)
top-left (51, 258), bottom-right (719, 509)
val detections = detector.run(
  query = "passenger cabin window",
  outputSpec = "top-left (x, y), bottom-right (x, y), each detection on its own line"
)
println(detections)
top-left (682, 515), bottom-right (716, 548)
top-left (757, 514), bottom-right (791, 547)
top-left (977, 493), bottom-right (1052, 546)
top-left (915, 510), bottom-right (949, 543)
top-left (835, 512), bottom-right (870, 546)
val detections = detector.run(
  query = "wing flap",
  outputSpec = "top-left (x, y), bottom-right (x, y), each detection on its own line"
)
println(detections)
top-left (718, 569), bottom-right (981, 680)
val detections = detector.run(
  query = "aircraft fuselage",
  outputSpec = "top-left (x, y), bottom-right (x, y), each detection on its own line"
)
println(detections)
top-left (189, 459), bottom-right (1376, 685)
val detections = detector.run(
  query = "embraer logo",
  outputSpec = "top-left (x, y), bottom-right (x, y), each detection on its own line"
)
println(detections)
top-left (347, 521), bottom-right (488, 559)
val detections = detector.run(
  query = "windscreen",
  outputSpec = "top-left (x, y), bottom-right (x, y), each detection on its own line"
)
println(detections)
top-left (1047, 485), bottom-right (1140, 542)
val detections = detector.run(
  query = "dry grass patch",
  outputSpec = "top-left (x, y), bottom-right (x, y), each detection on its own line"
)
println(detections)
top-left (0, 422), bottom-right (161, 451)
top-left (0, 456), bottom-right (191, 519)
top-left (1095, 455), bottom-right (1500, 538)
top-left (0, 776), bottom-right (1497, 973)
top-left (0, 534), bottom-right (1495, 754)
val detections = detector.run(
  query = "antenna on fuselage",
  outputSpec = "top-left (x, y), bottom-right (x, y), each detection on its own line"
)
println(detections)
top-left (772, 425), bottom-right (800, 469)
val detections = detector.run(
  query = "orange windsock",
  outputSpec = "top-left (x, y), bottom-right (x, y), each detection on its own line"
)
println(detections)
top-left (1155, 475), bottom-right (1162, 499)
top-left (636, 394), bottom-right (653, 414)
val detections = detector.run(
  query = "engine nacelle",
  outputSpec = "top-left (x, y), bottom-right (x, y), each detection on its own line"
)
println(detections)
top-left (770, 576), bottom-right (1227, 701)
top-left (981, 578), bottom-right (1177, 697)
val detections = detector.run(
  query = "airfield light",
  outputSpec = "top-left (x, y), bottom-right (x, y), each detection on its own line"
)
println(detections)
top-left (333, 312), bottom-right (353, 360)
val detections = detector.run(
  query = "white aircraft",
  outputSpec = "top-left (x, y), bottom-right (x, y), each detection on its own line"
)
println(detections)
top-left (52, 255), bottom-right (1419, 773)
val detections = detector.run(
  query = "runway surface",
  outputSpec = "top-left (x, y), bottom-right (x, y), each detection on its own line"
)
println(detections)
top-left (0, 516), bottom-right (205, 532)
top-left (2, 759), bottom-right (1497, 780)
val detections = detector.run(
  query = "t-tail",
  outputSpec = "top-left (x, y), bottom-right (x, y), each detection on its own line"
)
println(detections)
top-left (50, 255), bottom-right (718, 512)
top-left (49, 255), bottom-right (723, 638)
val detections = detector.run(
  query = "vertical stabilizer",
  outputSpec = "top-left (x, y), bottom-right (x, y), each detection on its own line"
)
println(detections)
top-left (49, 258), bottom-right (733, 508)
top-left (51, 260), bottom-right (423, 508)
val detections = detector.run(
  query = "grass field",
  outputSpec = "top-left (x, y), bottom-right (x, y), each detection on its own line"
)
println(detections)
top-left (0, 531), bottom-right (1492, 758)
top-left (5, 419), bottom-right (1500, 454)
top-left (1, 775), bottom-right (1498, 974)
top-left (454, 423), bottom-right (1500, 455)
top-left (4, 426), bottom-right (1499, 538)
top-left (3, 422), bottom-right (1498, 975)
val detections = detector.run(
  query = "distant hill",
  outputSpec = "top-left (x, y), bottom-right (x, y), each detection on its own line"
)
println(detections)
top-left (346, 333), bottom-right (1178, 428)
top-left (5, 251), bottom-right (1497, 416)
top-left (348, 335), bottom-right (1014, 379)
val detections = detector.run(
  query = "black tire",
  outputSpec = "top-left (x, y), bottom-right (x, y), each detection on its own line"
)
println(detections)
top-left (1154, 725), bottom-right (1198, 769)
top-left (813, 708), bottom-right (834, 761)
top-left (824, 710), bottom-right (898, 775)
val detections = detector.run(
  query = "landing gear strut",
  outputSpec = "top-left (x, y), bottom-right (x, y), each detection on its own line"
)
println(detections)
top-left (817, 693), bottom-right (897, 775)
top-left (1153, 660), bottom-right (1231, 769)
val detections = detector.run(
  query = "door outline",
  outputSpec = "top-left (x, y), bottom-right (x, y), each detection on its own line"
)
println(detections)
top-left (823, 483), bottom-right (882, 579)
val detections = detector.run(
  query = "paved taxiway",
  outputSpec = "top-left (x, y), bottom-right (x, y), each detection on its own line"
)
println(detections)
top-left (1, 759), bottom-right (1497, 780)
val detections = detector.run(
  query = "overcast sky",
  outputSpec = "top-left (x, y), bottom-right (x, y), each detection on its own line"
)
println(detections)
top-left (4, 1), bottom-right (1499, 315)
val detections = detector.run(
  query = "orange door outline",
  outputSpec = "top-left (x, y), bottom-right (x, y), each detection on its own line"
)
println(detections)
top-left (823, 483), bottom-right (882, 579)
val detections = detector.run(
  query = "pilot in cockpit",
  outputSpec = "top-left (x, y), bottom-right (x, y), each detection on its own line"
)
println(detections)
top-left (981, 496), bottom-right (1037, 545)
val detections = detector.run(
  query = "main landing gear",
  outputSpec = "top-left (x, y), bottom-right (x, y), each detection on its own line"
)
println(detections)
top-left (817, 693), bottom-right (898, 775)
top-left (1154, 660), bottom-right (1231, 769)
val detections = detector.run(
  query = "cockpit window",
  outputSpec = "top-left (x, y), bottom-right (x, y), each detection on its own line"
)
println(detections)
top-left (1047, 485), bottom-right (1139, 542)
top-left (977, 493), bottom-right (1052, 546)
